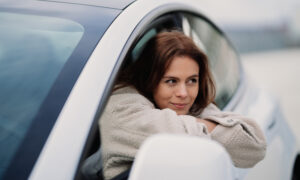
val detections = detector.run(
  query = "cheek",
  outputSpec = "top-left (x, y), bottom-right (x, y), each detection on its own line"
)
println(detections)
top-left (153, 85), bottom-right (173, 107)
top-left (190, 86), bottom-right (199, 101)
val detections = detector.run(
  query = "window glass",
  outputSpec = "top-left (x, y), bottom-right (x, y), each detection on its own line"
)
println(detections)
top-left (132, 28), bottom-right (157, 61)
top-left (181, 13), bottom-right (240, 109)
top-left (0, 12), bottom-right (84, 177)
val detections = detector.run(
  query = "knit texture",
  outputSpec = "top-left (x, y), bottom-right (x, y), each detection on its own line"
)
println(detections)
top-left (99, 86), bottom-right (266, 179)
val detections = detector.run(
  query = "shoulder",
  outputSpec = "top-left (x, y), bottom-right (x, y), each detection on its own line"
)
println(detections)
top-left (106, 86), bottom-right (155, 111)
top-left (196, 103), bottom-right (221, 118)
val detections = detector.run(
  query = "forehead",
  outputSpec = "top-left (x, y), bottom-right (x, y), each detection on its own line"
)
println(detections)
top-left (164, 56), bottom-right (199, 76)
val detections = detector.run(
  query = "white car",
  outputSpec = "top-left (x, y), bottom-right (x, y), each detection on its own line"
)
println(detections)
top-left (0, 0), bottom-right (299, 179)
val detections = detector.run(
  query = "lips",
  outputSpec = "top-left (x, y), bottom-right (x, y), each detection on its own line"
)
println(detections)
top-left (171, 103), bottom-right (188, 109)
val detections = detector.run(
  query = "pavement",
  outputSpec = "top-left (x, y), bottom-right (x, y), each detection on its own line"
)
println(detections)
top-left (241, 48), bottom-right (300, 139)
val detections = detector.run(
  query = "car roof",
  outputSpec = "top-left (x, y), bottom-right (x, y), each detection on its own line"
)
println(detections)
top-left (40, 0), bottom-right (136, 9)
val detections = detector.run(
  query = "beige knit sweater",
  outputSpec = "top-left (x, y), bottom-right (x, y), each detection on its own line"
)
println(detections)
top-left (99, 86), bottom-right (266, 180)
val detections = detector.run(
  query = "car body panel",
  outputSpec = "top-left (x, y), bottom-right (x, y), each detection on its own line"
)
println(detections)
top-left (40, 0), bottom-right (136, 10)
top-left (228, 75), bottom-right (298, 179)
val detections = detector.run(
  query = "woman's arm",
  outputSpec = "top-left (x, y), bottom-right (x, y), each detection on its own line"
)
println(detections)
top-left (100, 87), bottom-right (266, 180)
top-left (198, 104), bottom-right (267, 168)
top-left (102, 90), bottom-right (210, 139)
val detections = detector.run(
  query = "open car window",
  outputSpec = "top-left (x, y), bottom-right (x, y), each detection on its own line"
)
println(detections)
top-left (126, 12), bottom-right (240, 109)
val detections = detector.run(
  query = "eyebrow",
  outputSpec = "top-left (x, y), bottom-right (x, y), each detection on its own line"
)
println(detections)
top-left (163, 74), bottom-right (199, 79)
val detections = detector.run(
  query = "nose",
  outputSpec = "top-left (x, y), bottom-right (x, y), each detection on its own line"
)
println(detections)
top-left (175, 84), bottom-right (188, 98)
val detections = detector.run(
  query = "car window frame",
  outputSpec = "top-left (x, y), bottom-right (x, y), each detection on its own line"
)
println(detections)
top-left (75, 8), bottom-right (245, 179)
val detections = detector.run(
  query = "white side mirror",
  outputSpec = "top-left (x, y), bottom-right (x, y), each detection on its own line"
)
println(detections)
top-left (129, 134), bottom-right (234, 180)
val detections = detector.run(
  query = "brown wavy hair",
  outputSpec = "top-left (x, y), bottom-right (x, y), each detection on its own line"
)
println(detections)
top-left (116, 30), bottom-right (215, 115)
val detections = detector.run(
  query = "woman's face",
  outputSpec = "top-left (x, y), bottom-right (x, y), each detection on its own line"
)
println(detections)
top-left (153, 56), bottom-right (199, 115)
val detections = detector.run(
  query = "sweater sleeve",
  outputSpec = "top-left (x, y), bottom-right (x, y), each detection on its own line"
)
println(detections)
top-left (199, 104), bottom-right (267, 168)
top-left (106, 91), bottom-right (209, 138)
top-left (100, 88), bottom-right (266, 179)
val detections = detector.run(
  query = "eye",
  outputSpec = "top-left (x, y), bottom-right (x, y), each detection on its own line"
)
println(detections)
top-left (165, 79), bottom-right (177, 85)
top-left (187, 78), bottom-right (198, 84)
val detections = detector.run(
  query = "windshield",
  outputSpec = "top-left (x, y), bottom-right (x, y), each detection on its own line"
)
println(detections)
top-left (0, 12), bottom-right (84, 177)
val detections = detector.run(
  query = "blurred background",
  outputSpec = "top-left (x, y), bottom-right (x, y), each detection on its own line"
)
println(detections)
top-left (212, 0), bottom-right (300, 138)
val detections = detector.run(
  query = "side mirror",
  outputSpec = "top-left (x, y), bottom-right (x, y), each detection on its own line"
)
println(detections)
top-left (129, 134), bottom-right (234, 180)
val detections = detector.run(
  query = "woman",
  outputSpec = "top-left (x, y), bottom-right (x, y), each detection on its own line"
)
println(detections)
top-left (99, 31), bottom-right (266, 180)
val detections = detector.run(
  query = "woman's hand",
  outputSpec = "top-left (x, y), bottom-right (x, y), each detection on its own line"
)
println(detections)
top-left (197, 118), bottom-right (218, 133)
